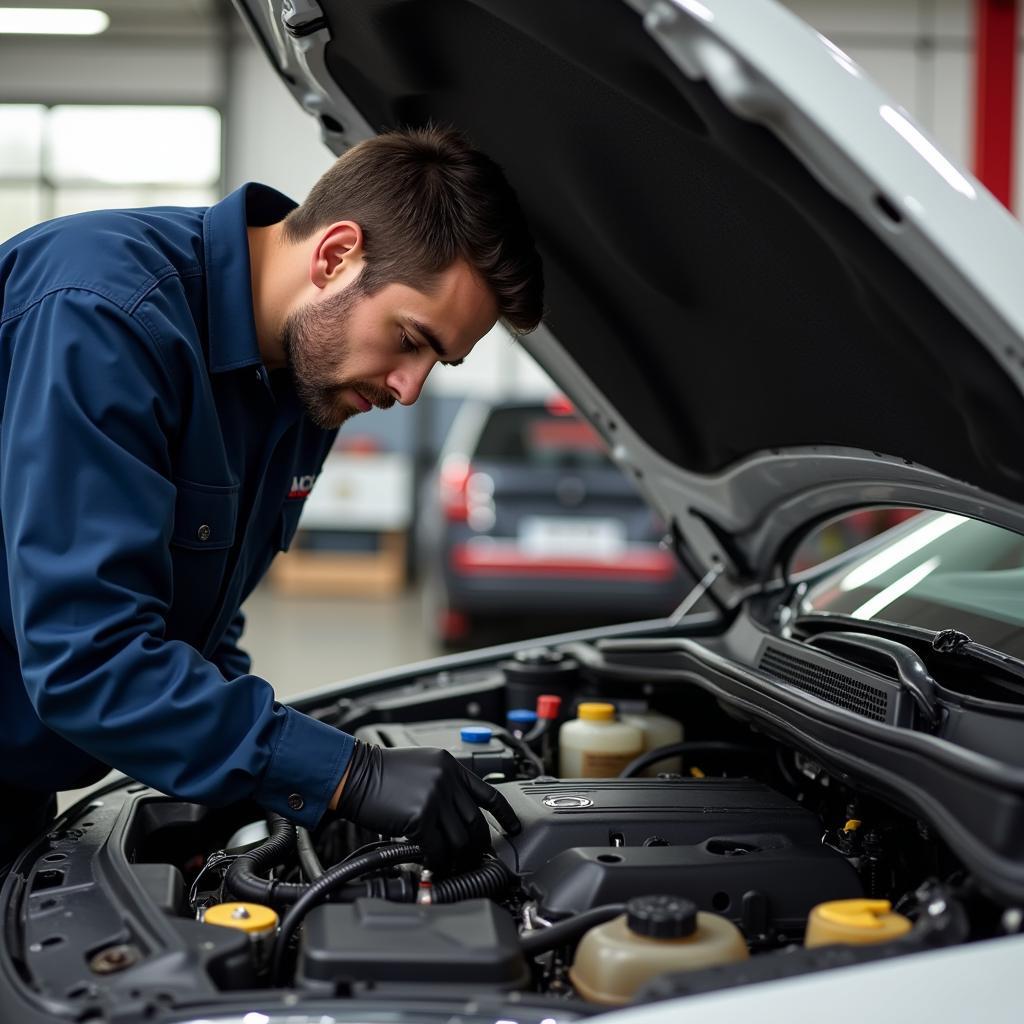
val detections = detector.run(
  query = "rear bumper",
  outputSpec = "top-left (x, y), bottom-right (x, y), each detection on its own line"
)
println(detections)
top-left (443, 541), bottom-right (688, 615)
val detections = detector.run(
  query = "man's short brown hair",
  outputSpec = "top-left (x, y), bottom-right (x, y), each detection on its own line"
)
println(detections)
top-left (282, 126), bottom-right (543, 334)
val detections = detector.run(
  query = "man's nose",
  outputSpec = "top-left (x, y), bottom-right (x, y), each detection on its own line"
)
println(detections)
top-left (387, 361), bottom-right (434, 406)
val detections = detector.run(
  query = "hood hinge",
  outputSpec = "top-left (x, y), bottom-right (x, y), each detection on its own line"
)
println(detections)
top-left (282, 0), bottom-right (328, 38)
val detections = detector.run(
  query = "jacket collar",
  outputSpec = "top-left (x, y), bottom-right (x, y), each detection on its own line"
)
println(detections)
top-left (202, 182), bottom-right (297, 373)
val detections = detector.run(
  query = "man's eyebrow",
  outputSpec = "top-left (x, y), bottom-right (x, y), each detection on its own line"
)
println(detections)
top-left (409, 318), bottom-right (463, 367)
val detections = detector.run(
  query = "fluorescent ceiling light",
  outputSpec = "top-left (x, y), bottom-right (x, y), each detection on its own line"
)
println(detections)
top-left (0, 7), bottom-right (109, 35)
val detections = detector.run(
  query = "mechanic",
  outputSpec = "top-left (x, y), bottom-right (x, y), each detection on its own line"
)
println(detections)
top-left (0, 126), bottom-right (542, 872)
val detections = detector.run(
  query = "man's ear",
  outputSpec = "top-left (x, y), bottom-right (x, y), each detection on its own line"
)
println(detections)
top-left (309, 220), bottom-right (365, 289)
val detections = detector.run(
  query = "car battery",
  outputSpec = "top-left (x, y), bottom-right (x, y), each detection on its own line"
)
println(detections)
top-left (354, 719), bottom-right (517, 780)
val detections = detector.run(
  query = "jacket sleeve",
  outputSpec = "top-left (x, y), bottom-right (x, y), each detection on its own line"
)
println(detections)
top-left (210, 610), bottom-right (253, 681)
top-left (1, 290), bottom-right (352, 826)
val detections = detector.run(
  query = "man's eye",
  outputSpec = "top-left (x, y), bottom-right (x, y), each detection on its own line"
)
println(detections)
top-left (400, 331), bottom-right (417, 354)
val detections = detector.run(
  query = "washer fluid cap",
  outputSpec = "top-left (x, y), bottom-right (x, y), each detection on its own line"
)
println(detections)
top-left (577, 702), bottom-right (616, 722)
top-left (204, 902), bottom-right (278, 935)
top-left (806, 899), bottom-right (912, 947)
top-left (460, 726), bottom-right (493, 744)
top-left (819, 899), bottom-right (894, 929)
top-left (507, 709), bottom-right (538, 724)
top-left (627, 895), bottom-right (697, 939)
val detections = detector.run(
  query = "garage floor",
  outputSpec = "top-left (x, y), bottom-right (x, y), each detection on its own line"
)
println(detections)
top-left (242, 582), bottom-right (440, 700)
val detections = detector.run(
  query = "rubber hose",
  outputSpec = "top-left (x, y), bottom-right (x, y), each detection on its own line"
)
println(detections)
top-left (432, 857), bottom-right (511, 903)
top-left (296, 826), bottom-right (325, 881)
top-left (619, 741), bottom-right (768, 779)
top-left (224, 815), bottom-right (314, 907)
top-left (520, 904), bottom-right (626, 957)
top-left (271, 842), bottom-right (423, 984)
top-left (496, 729), bottom-right (545, 777)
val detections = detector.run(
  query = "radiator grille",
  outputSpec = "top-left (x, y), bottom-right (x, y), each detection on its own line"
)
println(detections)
top-left (758, 645), bottom-right (889, 722)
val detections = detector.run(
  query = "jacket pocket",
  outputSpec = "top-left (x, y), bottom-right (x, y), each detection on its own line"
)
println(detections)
top-left (170, 478), bottom-right (239, 551)
top-left (167, 479), bottom-right (239, 647)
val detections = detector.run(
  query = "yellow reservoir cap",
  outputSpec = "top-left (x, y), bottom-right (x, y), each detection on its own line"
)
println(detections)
top-left (805, 899), bottom-right (912, 948)
top-left (577, 702), bottom-right (616, 722)
top-left (204, 902), bottom-right (278, 936)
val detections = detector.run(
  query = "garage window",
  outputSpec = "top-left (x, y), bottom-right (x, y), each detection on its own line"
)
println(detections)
top-left (0, 104), bottom-right (221, 240)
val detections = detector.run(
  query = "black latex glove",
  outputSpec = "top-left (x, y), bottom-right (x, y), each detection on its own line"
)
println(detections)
top-left (336, 742), bottom-right (521, 870)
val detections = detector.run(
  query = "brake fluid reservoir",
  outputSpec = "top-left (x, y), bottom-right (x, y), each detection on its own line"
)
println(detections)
top-left (570, 896), bottom-right (748, 1005)
top-left (805, 898), bottom-right (912, 947)
top-left (559, 702), bottom-right (643, 777)
top-left (620, 707), bottom-right (684, 775)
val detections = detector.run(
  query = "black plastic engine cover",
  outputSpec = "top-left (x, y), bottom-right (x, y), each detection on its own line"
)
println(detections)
top-left (489, 778), bottom-right (861, 931)
top-left (490, 778), bottom-right (824, 874)
top-left (529, 838), bottom-right (860, 926)
top-left (354, 719), bottom-right (517, 779)
top-left (295, 898), bottom-right (529, 994)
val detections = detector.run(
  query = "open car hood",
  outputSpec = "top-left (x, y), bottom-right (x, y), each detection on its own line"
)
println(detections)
top-left (234, 0), bottom-right (1024, 600)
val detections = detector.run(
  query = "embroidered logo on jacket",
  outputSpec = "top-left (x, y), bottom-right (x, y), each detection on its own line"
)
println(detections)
top-left (288, 473), bottom-right (317, 499)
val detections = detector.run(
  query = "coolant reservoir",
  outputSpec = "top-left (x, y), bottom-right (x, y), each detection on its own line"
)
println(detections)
top-left (805, 898), bottom-right (912, 947)
top-left (620, 707), bottom-right (684, 775)
top-left (570, 895), bottom-right (748, 1005)
top-left (559, 702), bottom-right (644, 777)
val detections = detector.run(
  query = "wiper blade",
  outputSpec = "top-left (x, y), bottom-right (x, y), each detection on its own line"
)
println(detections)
top-left (932, 628), bottom-right (973, 654)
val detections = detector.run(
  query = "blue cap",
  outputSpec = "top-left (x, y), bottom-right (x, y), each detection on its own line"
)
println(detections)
top-left (460, 726), bottom-right (493, 744)
top-left (507, 709), bottom-right (538, 725)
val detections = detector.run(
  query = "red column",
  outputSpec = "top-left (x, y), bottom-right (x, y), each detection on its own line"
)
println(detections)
top-left (973, 0), bottom-right (1019, 210)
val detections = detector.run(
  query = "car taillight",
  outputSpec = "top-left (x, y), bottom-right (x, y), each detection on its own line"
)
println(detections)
top-left (546, 394), bottom-right (575, 416)
top-left (440, 455), bottom-right (471, 521)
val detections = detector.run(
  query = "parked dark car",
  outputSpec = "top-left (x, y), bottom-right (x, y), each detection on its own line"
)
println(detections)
top-left (419, 396), bottom-right (689, 644)
top-left (5, 0), bottom-right (1024, 1021)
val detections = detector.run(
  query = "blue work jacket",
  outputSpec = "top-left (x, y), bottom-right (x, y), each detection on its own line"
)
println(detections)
top-left (0, 184), bottom-right (354, 828)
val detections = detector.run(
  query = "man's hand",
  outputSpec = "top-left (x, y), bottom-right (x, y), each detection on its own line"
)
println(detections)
top-left (334, 741), bottom-right (520, 869)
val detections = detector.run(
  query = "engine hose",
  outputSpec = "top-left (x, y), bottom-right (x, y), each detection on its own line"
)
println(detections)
top-left (432, 856), bottom-right (511, 903)
top-left (619, 741), bottom-right (769, 778)
top-left (271, 842), bottom-right (423, 985)
top-left (296, 826), bottom-right (325, 881)
top-left (224, 814), bottom-right (313, 907)
top-left (496, 730), bottom-right (545, 777)
top-left (520, 904), bottom-right (626, 957)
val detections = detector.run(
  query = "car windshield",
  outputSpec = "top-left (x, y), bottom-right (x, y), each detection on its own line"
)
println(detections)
top-left (473, 405), bottom-right (612, 469)
top-left (803, 511), bottom-right (1024, 658)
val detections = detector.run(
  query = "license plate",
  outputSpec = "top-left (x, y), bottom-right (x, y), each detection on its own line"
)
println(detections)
top-left (518, 516), bottom-right (626, 558)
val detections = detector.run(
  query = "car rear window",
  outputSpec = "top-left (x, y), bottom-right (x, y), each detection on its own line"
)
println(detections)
top-left (473, 407), bottom-right (610, 467)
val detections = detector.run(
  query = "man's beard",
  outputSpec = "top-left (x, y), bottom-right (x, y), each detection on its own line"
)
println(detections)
top-left (279, 282), bottom-right (396, 430)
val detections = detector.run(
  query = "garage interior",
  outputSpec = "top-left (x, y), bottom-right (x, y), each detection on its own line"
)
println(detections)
top-left (2, 3), bottom-right (1024, 1015)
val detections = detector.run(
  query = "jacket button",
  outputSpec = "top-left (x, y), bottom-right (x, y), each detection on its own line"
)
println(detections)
top-left (287, 793), bottom-right (304, 811)
top-left (197, 524), bottom-right (212, 542)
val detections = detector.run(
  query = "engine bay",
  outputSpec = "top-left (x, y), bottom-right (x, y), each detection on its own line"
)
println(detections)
top-left (4, 632), bottom-right (1019, 1022)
